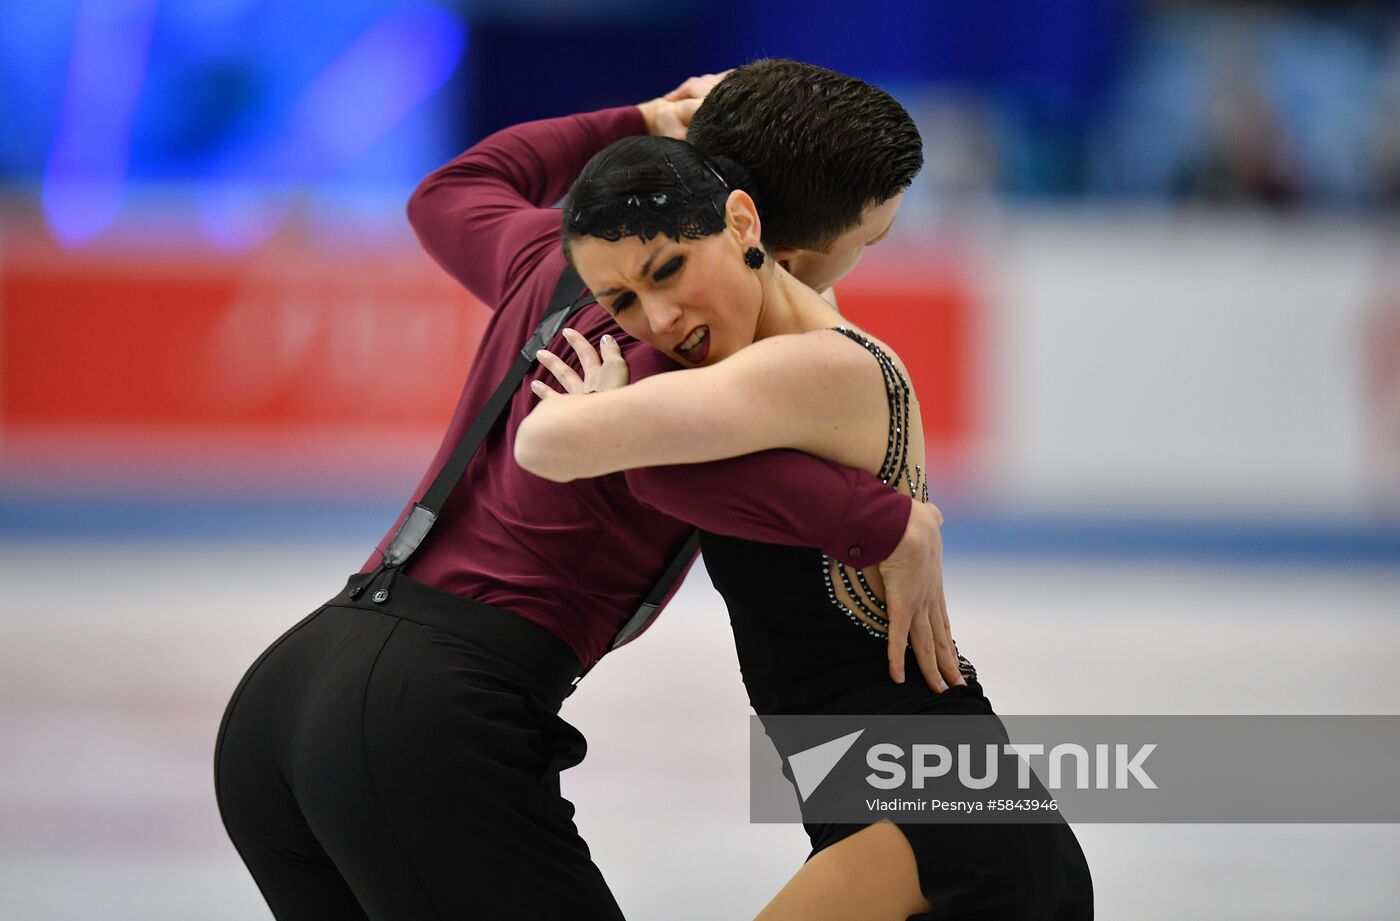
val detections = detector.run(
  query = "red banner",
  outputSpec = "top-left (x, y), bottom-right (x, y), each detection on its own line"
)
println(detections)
top-left (1, 224), bottom-right (979, 486)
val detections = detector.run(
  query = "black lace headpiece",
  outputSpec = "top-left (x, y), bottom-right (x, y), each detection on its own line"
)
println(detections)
top-left (563, 137), bottom-right (747, 246)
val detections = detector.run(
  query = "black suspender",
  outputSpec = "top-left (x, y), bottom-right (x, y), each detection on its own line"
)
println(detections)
top-left (378, 266), bottom-right (590, 568)
top-left (354, 265), bottom-right (699, 690)
top-left (610, 529), bottom-right (700, 649)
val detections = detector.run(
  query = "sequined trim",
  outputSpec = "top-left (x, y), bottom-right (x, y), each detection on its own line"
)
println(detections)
top-left (819, 327), bottom-right (977, 678)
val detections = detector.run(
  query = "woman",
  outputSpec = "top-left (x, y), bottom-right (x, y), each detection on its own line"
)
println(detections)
top-left (516, 136), bottom-right (1095, 920)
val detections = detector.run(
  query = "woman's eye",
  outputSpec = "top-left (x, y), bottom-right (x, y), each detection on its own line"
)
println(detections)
top-left (612, 292), bottom-right (635, 312)
top-left (653, 255), bottom-right (684, 282)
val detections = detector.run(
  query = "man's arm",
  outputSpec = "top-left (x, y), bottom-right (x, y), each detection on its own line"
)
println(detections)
top-left (406, 73), bottom-right (724, 310)
top-left (407, 106), bottom-right (647, 308)
top-left (626, 449), bottom-right (960, 691)
top-left (625, 453), bottom-right (909, 569)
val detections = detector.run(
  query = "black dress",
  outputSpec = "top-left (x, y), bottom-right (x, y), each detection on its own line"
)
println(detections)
top-left (700, 327), bottom-right (1094, 920)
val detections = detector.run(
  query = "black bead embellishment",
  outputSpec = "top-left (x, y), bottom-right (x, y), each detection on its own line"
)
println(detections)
top-left (820, 326), bottom-right (948, 645)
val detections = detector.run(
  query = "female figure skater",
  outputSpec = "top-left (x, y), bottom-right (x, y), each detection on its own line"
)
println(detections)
top-left (516, 136), bottom-right (1095, 920)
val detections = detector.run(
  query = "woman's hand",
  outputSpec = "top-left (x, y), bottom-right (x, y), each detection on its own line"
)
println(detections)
top-left (530, 328), bottom-right (630, 400)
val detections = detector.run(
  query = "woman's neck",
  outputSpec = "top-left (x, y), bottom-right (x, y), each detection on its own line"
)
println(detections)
top-left (750, 268), bottom-right (843, 342)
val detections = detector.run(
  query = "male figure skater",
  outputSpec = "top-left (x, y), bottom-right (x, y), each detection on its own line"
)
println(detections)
top-left (215, 62), bottom-right (953, 920)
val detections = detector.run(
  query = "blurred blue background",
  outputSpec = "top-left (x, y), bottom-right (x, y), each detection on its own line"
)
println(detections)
top-left (3, 0), bottom-right (1398, 218)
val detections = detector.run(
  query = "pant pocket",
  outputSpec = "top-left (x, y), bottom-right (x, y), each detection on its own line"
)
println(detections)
top-left (526, 694), bottom-right (589, 778)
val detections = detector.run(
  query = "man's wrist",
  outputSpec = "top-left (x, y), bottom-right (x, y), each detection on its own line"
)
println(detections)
top-left (826, 487), bottom-right (913, 567)
top-left (635, 99), bottom-right (661, 136)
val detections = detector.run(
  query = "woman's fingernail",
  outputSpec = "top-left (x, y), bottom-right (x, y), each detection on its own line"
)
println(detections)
top-left (602, 334), bottom-right (614, 344)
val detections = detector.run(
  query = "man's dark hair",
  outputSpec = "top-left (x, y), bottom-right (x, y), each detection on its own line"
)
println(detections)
top-left (687, 58), bottom-right (923, 252)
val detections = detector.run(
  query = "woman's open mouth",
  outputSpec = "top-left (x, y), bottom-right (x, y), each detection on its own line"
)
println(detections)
top-left (675, 325), bottom-right (710, 364)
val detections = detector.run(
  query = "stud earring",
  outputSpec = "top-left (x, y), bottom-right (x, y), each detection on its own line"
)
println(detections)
top-left (744, 247), bottom-right (765, 270)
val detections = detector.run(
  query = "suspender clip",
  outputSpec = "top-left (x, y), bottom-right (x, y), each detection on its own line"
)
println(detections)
top-left (384, 504), bottom-right (437, 567)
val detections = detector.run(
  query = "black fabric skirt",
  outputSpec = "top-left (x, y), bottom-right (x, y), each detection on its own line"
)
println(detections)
top-left (800, 676), bottom-right (1095, 920)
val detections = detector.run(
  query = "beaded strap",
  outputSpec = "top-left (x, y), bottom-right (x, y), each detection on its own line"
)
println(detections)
top-left (817, 327), bottom-right (978, 679)
top-left (819, 327), bottom-right (920, 636)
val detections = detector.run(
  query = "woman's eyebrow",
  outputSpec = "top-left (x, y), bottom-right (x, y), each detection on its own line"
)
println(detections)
top-left (592, 247), bottom-right (667, 298)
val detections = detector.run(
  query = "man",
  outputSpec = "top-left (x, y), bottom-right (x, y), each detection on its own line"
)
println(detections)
top-left (686, 59), bottom-right (925, 295)
top-left (215, 61), bottom-right (954, 921)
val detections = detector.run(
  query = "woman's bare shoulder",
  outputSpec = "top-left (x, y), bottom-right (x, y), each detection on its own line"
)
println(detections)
top-left (726, 326), bottom-right (890, 379)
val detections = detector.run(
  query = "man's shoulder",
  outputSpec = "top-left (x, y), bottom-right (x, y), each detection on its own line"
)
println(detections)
top-left (496, 229), bottom-right (570, 315)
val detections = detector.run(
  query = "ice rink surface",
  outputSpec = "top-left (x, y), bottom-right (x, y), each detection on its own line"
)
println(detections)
top-left (2, 537), bottom-right (1398, 920)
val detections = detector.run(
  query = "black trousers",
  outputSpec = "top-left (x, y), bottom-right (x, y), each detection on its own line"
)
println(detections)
top-left (213, 572), bottom-right (624, 921)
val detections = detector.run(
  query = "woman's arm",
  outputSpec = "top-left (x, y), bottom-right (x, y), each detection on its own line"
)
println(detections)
top-left (515, 329), bottom-right (885, 482)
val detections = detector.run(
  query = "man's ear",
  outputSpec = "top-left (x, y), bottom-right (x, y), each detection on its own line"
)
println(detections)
top-left (724, 189), bottom-right (762, 248)
top-left (767, 244), bottom-right (800, 261)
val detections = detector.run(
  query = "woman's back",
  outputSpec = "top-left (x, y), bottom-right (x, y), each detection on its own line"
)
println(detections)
top-left (700, 326), bottom-right (978, 715)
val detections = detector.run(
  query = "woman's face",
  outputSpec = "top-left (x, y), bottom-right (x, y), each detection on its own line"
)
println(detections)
top-left (568, 202), bottom-right (762, 367)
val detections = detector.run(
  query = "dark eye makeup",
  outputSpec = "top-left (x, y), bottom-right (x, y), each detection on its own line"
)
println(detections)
top-left (653, 255), bottom-right (684, 282)
top-left (606, 253), bottom-right (684, 313)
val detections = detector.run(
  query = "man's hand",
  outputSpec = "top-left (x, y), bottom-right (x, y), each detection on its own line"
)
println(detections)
top-left (637, 71), bottom-right (731, 141)
top-left (877, 501), bottom-right (967, 691)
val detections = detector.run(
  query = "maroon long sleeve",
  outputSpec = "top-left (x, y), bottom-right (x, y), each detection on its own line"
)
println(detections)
top-left (373, 107), bottom-right (911, 667)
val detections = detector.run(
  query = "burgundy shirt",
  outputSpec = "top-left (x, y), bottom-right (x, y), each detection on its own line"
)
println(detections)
top-left (367, 106), bottom-right (912, 668)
